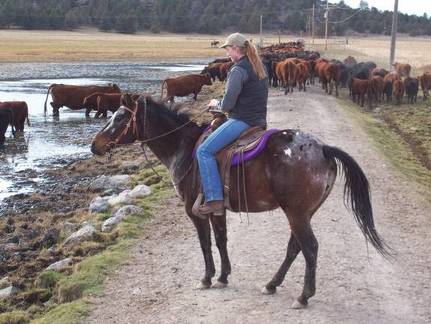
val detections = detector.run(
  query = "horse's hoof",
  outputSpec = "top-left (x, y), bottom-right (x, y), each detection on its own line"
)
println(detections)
top-left (291, 300), bottom-right (307, 309)
top-left (196, 281), bottom-right (211, 290)
top-left (261, 286), bottom-right (276, 295)
top-left (212, 281), bottom-right (227, 289)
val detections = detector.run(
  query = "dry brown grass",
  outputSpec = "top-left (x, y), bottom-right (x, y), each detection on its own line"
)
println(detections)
top-left (0, 29), bottom-right (226, 62)
top-left (2, 29), bottom-right (430, 71)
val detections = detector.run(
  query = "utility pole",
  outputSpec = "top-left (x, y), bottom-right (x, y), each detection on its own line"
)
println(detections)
top-left (389, 0), bottom-right (399, 70)
top-left (259, 15), bottom-right (263, 48)
top-left (312, 3), bottom-right (315, 45)
top-left (324, 0), bottom-right (329, 50)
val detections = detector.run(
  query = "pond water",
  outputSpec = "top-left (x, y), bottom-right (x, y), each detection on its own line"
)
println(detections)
top-left (0, 61), bottom-right (208, 203)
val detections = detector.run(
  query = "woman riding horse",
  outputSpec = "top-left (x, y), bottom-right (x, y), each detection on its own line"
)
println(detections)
top-left (197, 32), bottom-right (269, 216)
top-left (91, 89), bottom-right (392, 308)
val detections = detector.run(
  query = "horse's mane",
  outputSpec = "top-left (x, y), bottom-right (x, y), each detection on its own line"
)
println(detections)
top-left (140, 96), bottom-right (209, 135)
top-left (143, 96), bottom-right (192, 125)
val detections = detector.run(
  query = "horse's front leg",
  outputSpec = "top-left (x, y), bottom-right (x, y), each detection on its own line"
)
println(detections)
top-left (209, 213), bottom-right (231, 288)
top-left (188, 214), bottom-right (216, 289)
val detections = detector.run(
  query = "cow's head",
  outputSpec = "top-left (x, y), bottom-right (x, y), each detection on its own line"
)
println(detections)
top-left (202, 73), bottom-right (212, 86)
top-left (91, 94), bottom-right (141, 155)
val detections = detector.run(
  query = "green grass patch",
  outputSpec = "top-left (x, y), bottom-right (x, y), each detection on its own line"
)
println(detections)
top-left (0, 311), bottom-right (30, 324)
top-left (336, 96), bottom-right (431, 201)
top-left (23, 165), bottom-right (174, 323)
top-left (32, 300), bottom-right (92, 324)
top-left (34, 271), bottom-right (65, 290)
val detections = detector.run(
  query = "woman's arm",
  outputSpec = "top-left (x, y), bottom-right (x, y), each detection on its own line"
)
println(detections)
top-left (220, 66), bottom-right (248, 112)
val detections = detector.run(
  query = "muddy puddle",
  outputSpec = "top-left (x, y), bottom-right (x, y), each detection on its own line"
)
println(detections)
top-left (0, 61), bottom-right (207, 209)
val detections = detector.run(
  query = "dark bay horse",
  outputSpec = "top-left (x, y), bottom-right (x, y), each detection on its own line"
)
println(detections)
top-left (91, 94), bottom-right (391, 308)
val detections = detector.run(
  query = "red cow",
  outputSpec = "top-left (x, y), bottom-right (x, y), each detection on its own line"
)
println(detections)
top-left (83, 93), bottom-right (142, 118)
top-left (219, 61), bottom-right (234, 82)
top-left (419, 72), bottom-right (431, 100)
top-left (161, 74), bottom-right (212, 102)
top-left (296, 61), bottom-right (309, 91)
top-left (0, 101), bottom-right (30, 131)
top-left (393, 79), bottom-right (405, 105)
top-left (370, 76), bottom-right (384, 104)
top-left (0, 105), bottom-right (15, 146)
top-left (44, 83), bottom-right (121, 117)
top-left (393, 62), bottom-right (411, 77)
top-left (351, 78), bottom-right (371, 108)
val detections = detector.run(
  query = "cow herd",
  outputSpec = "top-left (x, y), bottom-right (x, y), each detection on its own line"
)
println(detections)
top-left (2, 43), bottom-right (430, 147)
top-left (260, 51), bottom-right (430, 109)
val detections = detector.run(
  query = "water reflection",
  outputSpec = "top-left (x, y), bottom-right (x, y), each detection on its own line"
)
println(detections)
top-left (0, 61), bottom-right (207, 203)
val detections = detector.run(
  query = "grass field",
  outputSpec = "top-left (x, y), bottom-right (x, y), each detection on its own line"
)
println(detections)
top-left (0, 29), bottom-right (225, 62)
top-left (305, 35), bottom-right (431, 74)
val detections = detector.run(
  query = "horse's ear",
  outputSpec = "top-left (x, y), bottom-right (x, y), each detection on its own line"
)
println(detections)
top-left (121, 93), bottom-right (134, 107)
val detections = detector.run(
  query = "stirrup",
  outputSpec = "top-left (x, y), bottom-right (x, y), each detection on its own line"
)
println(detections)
top-left (192, 193), bottom-right (207, 219)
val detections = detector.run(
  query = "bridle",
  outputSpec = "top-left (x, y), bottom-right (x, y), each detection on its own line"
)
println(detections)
top-left (109, 97), bottom-right (210, 147)
top-left (106, 96), bottom-right (211, 186)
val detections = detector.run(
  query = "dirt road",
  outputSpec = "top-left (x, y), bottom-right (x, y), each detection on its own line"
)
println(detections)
top-left (88, 86), bottom-right (431, 323)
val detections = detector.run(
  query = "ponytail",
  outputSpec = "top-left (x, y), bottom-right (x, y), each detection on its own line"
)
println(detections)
top-left (244, 41), bottom-right (267, 80)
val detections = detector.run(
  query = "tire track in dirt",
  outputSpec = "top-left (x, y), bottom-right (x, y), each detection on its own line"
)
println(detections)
top-left (88, 86), bottom-right (431, 324)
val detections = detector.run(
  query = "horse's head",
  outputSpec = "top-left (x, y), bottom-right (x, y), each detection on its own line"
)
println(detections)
top-left (91, 93), bottom-right (143, 155)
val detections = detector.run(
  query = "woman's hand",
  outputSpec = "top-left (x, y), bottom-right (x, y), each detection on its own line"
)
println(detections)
top-left (208, 99), bottom-right (220, 108)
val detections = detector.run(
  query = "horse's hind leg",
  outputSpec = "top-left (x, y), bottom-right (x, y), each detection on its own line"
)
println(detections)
top-left (291, 221), bottom-right (318, 309)
top-left (263, 234), bottom-right (301, 294)
top-left (263, 211), bottom-right (318, 309)
top-left (189, 216), bottom-right (216, 289)
top-left (210, 214), bottom-right (231, 288)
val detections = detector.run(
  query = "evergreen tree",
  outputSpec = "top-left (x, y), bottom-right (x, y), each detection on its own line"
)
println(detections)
top-left (150, 3), bottom-right (161, 33)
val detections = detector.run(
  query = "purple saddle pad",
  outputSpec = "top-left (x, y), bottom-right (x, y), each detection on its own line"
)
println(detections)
top-left (194, 128), bottom-right (279, 166)
top-left (231, 128), bottom-right (279, 166)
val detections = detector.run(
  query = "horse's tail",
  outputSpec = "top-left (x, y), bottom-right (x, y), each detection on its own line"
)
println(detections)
top-left (44, 84), bottom-right (54, 116)
top-left (322, 145), bottom-right (393, 259)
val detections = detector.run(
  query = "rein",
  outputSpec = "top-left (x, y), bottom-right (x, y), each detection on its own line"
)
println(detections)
top-left (108, 98), bottom-right (211, 187)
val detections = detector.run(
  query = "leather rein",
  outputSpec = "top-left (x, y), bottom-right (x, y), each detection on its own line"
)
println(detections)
top-left (107, 98), bottom-right (210, 186)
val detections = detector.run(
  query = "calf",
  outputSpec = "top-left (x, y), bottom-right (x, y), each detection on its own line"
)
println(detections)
top-left (404, 77), bottom-right (419, 104)
top-left (0, 101), bottom-right (29, 131)
top-left (83, 93), bottom-right (142, 118)
top-left (296, 61), bottom-right (309, 91)
top-left (201, 62), bottom-right (222, 81)
top-left (393, 79), bottom-right (405, 105)
top-left (219, 61), bottom-right (234, 82)
top-left (370, 76), bottom-right (384, 105)
top-left (383, 72), bottom-right (401, 102)
top-left (371, 67), bottom-right (389, 78)
top-left (351, 78), bottom-right (371, 108)
top-left (393, 62), bottom-right (411, 77)
top-left (161, 74), bottom-right (212, 102)
top-left (419, 72), bottom-right (431, 100)
top-left (282, 59), bottom-right (298, 94)
top-left (0, 104), bottom-right (15, 146)
top-left (44, 83), bottom-right (121, 117)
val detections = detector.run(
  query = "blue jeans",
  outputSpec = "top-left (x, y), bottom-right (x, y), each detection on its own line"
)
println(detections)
top-left (197, 118), bottom-right (250, 202)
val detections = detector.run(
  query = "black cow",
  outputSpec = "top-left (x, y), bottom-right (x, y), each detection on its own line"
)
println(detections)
top-left (404, 77), bottom-right (419, 104)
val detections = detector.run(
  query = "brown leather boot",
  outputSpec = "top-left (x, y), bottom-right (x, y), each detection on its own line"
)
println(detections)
top-left (198, 200), bottom-right (225, 216)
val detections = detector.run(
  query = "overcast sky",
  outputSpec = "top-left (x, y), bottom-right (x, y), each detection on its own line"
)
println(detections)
top-left (341, 0), bottom-right (431, 16)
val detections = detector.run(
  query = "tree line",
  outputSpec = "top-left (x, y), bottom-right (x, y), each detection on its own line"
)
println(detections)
top-left (0, 0), bottom-right (430, 36)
